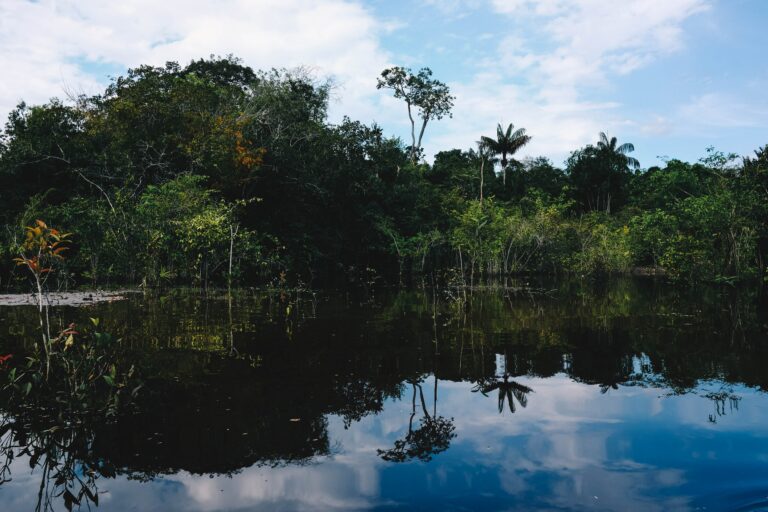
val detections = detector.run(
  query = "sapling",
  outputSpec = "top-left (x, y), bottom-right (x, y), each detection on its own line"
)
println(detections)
top-left (13, 220), bottom-right (70, 377)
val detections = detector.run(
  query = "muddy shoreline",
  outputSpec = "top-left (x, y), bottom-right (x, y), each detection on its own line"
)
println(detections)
top-left (0, 291), bottom-right (136, 307)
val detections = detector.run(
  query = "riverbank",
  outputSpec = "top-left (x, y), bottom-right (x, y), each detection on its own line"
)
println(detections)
top-left (0, 290), bottom-right (136, 307)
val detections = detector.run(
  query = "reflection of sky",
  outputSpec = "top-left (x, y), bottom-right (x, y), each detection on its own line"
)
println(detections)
top-left (4, 374), bottom-right (768, 511)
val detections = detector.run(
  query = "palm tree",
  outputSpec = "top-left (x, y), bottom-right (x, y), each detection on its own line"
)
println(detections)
top-left (480, 123), bottom-right (532, 185)
top-left (596, 132), bottom-right (640, 171)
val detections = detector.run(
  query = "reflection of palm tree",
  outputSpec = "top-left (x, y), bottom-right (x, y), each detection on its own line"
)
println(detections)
top-left (472, 374), bottom-right (533, 413)
top-left (377, 379), bottom-right (456, 463)
top-left (597, 370), bottom-right (626, 395)
top-left (599, 382), bottom-right (619, 394)
top-left (472, 351), bottom-right (533, 414)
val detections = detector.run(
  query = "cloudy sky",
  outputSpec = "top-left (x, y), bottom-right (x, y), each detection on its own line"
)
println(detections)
top-left (1, 0), bottom-right (766, 166)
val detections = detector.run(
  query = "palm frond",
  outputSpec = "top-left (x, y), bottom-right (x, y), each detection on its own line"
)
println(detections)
top-left (616, 142), bottom-right (635, 154)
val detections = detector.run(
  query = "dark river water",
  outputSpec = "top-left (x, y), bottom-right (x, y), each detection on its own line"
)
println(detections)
top-left (1, 278), bottom-right (768, 511)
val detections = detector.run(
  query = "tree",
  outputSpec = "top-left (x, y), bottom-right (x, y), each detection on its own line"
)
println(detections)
top-left (596, 132), bottom-right (640, 171)
top-left (376, 67), bottom-right (454, 165)
top-left (480, 122), bottom-right (531, 185)
top-left (568, 133), bottom-right (639, 213)
top-left (475, 139), bottom-right (498, 204)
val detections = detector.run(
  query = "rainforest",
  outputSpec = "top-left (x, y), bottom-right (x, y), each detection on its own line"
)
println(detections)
top-left (1, 55), bottom-right (768, 512)
top-left (1, 56), bottom-right (766, 289)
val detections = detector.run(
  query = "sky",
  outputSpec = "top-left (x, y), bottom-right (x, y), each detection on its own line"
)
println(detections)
top-left (0, 0), bottom-right (766, 168)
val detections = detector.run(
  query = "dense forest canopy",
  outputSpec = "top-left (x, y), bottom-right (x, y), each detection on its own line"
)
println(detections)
top-left (0, 55), bottom-right (766, 287)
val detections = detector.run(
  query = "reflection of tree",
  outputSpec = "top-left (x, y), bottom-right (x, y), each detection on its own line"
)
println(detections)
top-left (472, 374), bottom-right (533, 413)
top-left (334, 379), bottom-right (394, 429)
top-left (703, 388), bottom-right (741, 424)
top-left (378, 380), bottom-right (455, 463)
top-left (472, 352), bottom-right (533, 413)
top-left (599, 380), bottom-right (621, 394)
top-left (2, 282), bottom-right (767, 506)
top-left (0, 415), bottom-right (103, 512)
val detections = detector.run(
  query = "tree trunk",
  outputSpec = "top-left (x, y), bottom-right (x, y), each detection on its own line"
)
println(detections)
top-left (479, 157), bottom-right (485, 204)
top-left (228, 223), bottom-right (239, 289)
top-left (407, 101), bottom-right (417, 164)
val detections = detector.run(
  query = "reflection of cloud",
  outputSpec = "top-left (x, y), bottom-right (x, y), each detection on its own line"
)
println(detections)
top-left (3, 377), bottom-right (767, 510)
top-left (546, 464), bottom-right (689, 512)
top-left (177, 459), bottom-right (382, 511)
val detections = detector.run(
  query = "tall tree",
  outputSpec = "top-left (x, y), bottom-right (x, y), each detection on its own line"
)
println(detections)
top-left (477, 140), bottom-right (487, 204)
top-left (596, 132), bottom-right (640, 171)
top-left (475, 139), bottom-right (498, 204)
top-left (376, 67), bottom-right (454, 165)
top-left (568, 133), bottom-right (639, 213)
top-left (480, 123), bottom-right (531, 185)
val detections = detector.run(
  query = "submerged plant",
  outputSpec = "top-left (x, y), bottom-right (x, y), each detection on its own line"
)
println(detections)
top-left (13, 220), bottom-right (70, 377)
top-left (3, 318), bottom-right (141, 421)
top-left (4, 222), bottom-right (141, 420)
top-left (0, 222), bottom-right (141, 511)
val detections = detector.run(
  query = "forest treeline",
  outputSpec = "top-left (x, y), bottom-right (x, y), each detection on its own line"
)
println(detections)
top-left (0, 56), bottom-right (766, 287)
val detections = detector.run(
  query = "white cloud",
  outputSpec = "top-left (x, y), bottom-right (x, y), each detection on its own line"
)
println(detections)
top-left (638, 115), bottom-right (674, 136)
top-left (422, 0), bottom-right (484, 17)
top-left (429, 72), bottom-right (620, 164)
top-left (426, 0), bottom-right (709, 163)
top-left (0, 0), bottom-right (716, 164)
top-left (0, 0), bottom-right (391, 126)
top-left (677, 92), bottom-right (768, 130)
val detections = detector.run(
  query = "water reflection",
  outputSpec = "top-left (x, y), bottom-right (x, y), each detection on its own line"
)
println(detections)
top-left (0, 414), bottom-right (102, 511)
top-left (377, 379), bottom-right (455, 463)
top-left (0, 278), bottom-right (766, 511)
top-left (472, 352), bottom-right (534, 413)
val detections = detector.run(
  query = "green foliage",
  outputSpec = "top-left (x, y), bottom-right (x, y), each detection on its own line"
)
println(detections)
top-left (0, 55), bottom-right (766, 285)
top-left (565, 215), bottom-right (632, 275)
top-left (451, 200), bottom-right (503, 264)
top-left (499, 198), bottom-right (571, 273)
top-left (480, 122), bottom-right (532, 187)
top-left (3, 320), bottom-right (140, 419)
top-left (376, 66), bottom-right (454, 163)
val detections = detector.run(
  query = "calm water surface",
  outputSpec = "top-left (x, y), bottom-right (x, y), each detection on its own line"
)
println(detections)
top-left (1, 278), bottom-right (768, 511)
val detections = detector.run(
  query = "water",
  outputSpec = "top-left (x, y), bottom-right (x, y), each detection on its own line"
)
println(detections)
top-left (1, 278), bottom-right (768, 511)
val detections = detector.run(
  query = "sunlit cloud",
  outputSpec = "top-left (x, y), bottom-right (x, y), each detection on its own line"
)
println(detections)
top-left (0, 0), bottom-right (391, 127)
top-left (426, 0), bottom-right (710, 162)
top-left (2, 0), bottom-right (762, 165)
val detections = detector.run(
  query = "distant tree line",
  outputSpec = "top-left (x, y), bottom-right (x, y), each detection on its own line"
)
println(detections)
top-left (0, 56), bottom-right (766, 286)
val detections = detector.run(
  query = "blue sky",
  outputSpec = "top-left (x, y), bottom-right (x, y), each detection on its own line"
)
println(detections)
top-left (1, 0), bottom-right (766, 167)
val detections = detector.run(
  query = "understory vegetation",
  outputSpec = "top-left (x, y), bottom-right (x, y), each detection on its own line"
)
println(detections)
top-left (1, 56), bottom-right (767, 287)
